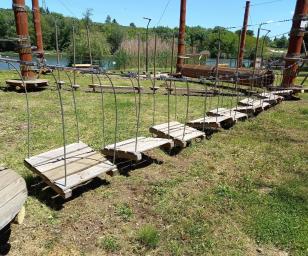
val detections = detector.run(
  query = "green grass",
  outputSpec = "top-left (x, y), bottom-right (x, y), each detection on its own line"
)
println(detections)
top-left (137, 225), bottom-right (160, 249)
top-left (0, 71), bottom-right (307, 255)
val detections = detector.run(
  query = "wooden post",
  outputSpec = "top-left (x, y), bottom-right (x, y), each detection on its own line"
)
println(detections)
top-left (282, 0), bottom-right (308, 87)
top-left (12, 0), bottom-right (35, 79)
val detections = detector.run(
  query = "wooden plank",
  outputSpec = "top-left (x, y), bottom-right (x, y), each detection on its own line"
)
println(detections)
top-left (207, 108), bottom-right (248, 121)
top-left (150, 122), bottom-right (205, 147)
top-left (0, 169), bottom-right (27, 230)
top-left (102, 137), bottom-right (174, 161)
top-left (31, 148), bottom-right (97, 174)
top-left (187, 115), bottom-right (235, 129)
top-left (0, 190), bottom-right (27, 230)
top-left (25, 142), bottom-right (89, 166)
top-left (0, 177), bottom-right (26, 209)
top-left (54, 161), bottom-right (117, 194)
top-left (43, 152), bottom-right (110, 182)
top-left (0, 171), bottom-right (22, 192)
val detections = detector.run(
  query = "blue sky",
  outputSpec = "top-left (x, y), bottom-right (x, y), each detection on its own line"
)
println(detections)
top-left (3, 0), bottom-right (295, 37)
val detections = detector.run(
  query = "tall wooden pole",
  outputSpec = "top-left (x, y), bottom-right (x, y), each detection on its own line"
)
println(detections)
top-left (238, 1), bottom-right (250, 68)
top-left (282, 0), bottom-right (308, 87)
top-left (176, 0), bottom-right (187, 73)
top-left (32, 0), bottom-right (44, 59)
top-left (13, 0), bottom-right (35, 79)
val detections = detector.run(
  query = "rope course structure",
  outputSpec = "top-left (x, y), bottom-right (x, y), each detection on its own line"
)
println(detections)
top-left (1, 16), bottom-right (306, 198)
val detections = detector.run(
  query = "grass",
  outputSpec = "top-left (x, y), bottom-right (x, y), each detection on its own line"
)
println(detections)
top-left (137, 225), bottom-right (160, 248)
top-left (0, 70), bottom-right (307, 255)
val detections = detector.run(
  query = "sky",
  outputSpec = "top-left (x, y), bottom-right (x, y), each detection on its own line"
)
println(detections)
top-left (2, 0), bottom-right (295, 38)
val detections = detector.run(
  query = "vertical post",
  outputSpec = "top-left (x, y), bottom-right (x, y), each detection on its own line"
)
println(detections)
top-left (282, 0), bottom-right (308, 87)
top-left (12, 0), bottom-right (35, 79)
top-left (176, 0), bottom-right (187, 73)
top-left (32, 0), bottom-right (44, 60)
top-left (143, 17), bottom-right (152, 74)
top-left (238, 1), bottom-right (250, 68)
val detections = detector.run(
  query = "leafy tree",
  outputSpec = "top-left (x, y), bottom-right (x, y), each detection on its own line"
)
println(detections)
top-left (105, 15), bottom-right (111, 24)
top-left (82, 8), bottom-right (93, 27)
top-left (129, 22), bottom-right (136, 28)
top-left (107, 25), bottom-right (124, 54)
top-left (112, 19), bottom-right (118, 24)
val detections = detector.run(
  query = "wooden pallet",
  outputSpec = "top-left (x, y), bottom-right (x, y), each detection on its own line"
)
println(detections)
top-left (207, 108), bottom-right (248, 122)
top-left (102, 137), bottom-right (174, 161)
top-left (232, 106), bottom-right (258, 117)
top-left (239, 98), bottom-right (271, 110)
top-left (24, 142), bottom-right (117, 199)
top-left (149, 121), bottom-right (205, 147)
top-left (258, 93), bottom-right (283, 105)
top-left (0, 168), bottom-right (27, 230)
top-left (271, 89), bottom-right (293, 97)
top-left (187, 115), bottom-right (235, 130)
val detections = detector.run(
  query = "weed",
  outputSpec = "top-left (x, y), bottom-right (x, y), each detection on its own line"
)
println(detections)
top-left (137, 225), bottom-right (160, 248)
top-left (98, 236), bottom-right (120, 252)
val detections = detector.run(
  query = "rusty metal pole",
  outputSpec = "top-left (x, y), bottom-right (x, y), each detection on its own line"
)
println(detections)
top-left (12, 0), bottom-right (35, 79)
top-left (176, 0), bottom-right (186, 73)
top-left (238, 1), bottom-right (250, 68)
top-left (32, 0), bottom-right (44, 60)
top-left (282, 0), bottom-right (308, 87)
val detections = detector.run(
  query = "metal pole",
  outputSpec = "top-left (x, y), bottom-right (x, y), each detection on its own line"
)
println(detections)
top-left (12, 0), bottom-right (36, 79)
top-left (282, 0), bottom-right (308, 87)
top-left (32, 0), bottom-right (44, 61)
top-left (143, 17), bottom-right (151, 74)
top-left (238, 1), bottom-right (250, 68)
top-left (176, 0), bottom-right (187, 73)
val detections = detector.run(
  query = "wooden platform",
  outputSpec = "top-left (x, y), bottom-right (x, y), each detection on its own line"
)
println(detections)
top-left (6, 79), bottom-right (49, 90)
top-left (149, 121), bottom-right (205, 147)
top-left (88, 84), bottom-right (143, 93)
top-left (258, 93), bottom-right (283, 105)
top-left (239, 98), bottom-right (271, 110)
top-left (102, 137), bottom-right (174, 161)
top-left (232, 106), bottom-right (258, 117)
top-left (187, 115), bottom-right (235, 130)
top-left (0, 168), bottom-right (27, 230)
top-left (207, 108), bottom-right (248, 122)
top-left (271, 90), bottom-right (294, 99)
top-left (24, 142), bottom-right (117, 198)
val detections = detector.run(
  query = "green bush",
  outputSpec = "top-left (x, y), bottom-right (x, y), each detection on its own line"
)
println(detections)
top-left (137, 225), bottom-right (160, 248)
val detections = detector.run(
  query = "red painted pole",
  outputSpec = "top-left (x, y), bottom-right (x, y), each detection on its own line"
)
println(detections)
top-left (176, 0), bottom-right (187, 73)
top-left (32, 0), bottom-right (44, 59)
top-left (282, 0), bottom-right (308, 87)
top-left (12, 0), bottom-right (35, 79)
top-left (238, 1), bottom-right (250, 68)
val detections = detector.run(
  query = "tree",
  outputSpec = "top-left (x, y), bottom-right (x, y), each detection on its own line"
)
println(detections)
top-left (105, 15), bottom-right (111, 24)
top-left (112, 19), bottom-right (118, 24)
top-left (129, 22), bottom-right (136, 28)
top-left (107, 26), bottom-right (124, 54)
top-left (82, 8), bottom-right (93, 27)
top-left (247, 30), bottom-right (254, 36)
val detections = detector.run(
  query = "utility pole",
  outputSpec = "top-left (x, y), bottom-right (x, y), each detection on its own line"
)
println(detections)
top-left (12, 0), bottom-right (35, 79)
top-left (282, 0), bottom-right (308, 87)
top-left (238, 1), bottom-right (250, 68)
top-left (176, 0), bottom-right (187, 73)
top-left (143, 17), bottom-right (151, 73)
top-left (32, 0), bottom-right (44, 61)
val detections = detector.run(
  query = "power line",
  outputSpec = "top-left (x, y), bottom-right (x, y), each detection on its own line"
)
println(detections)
top-left (57, 0), bottom-right (77, 17)
top-left (156, 0), bottom-right (172, 27)
top-left (250, 0), bottom-right (284, 7)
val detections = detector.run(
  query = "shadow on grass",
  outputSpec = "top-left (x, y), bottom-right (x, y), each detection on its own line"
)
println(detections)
top-left (113, 154), bottom-right (164, 176)
top-left (25, 175), bottom-right (110, 211)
